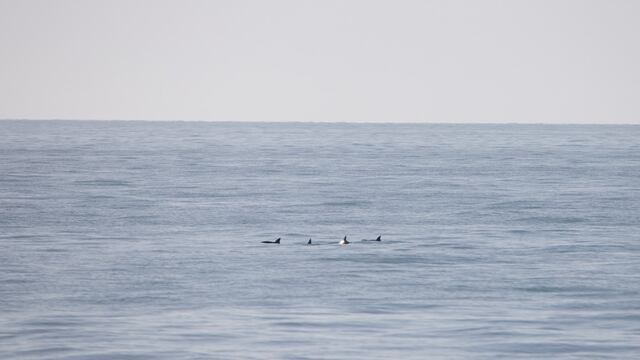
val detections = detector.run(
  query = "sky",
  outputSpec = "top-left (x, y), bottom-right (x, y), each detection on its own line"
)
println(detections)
top-left (1, 0), bottom-right (639, 123)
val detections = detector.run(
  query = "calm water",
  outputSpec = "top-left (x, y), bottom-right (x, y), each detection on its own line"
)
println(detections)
top-left (1, 121), bottom-right (640, 359)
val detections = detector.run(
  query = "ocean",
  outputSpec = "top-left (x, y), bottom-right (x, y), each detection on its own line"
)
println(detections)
top-left (1, 120), bottom-right (639, 359)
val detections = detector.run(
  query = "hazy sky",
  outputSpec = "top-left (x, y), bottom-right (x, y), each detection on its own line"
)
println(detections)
top-left (1, 0), bottom-right (639, 123)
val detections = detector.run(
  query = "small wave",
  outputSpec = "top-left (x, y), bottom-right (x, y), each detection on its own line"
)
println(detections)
top-left (515, 285), bottom-right (611, 294)
top-left (473, 342), bottom-right (640, 355)
top-left (74, 179), bottom-right (130, 187)
top-left (316, 200), bottom-right (373, 207)
top-left (516, 216), bottom-right (586, 224)
top-left (485, 200), bottom-right (544, 210)
top-left (543, 244), bottom-right (634, 253)
top-left (507, 229), bottom-right (532, 234)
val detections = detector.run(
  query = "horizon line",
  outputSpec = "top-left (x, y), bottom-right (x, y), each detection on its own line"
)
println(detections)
top-left (1, 118), bottom-right (639, 126)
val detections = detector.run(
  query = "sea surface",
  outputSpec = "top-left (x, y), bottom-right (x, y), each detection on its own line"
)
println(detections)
top-left (1, 121), bottom-right (640, 359)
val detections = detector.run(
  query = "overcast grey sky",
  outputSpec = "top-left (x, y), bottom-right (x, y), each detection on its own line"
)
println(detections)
top-left (1, 0), bottom-right (638, 123)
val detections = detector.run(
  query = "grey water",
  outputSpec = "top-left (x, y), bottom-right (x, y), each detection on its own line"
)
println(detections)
top-left (1, 120), bottom-right (640, 359)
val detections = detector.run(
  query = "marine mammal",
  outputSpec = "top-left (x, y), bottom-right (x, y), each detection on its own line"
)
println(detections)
top-left (339, 236), bottom-right (349, 245)
top-left (363, 235), bottom-right (382, 242)
top-left (261, 237), bottom-right (281, 244)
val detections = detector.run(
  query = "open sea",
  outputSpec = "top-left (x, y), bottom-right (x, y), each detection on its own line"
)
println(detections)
top-left (1, 120), bottom-right (639, 359)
